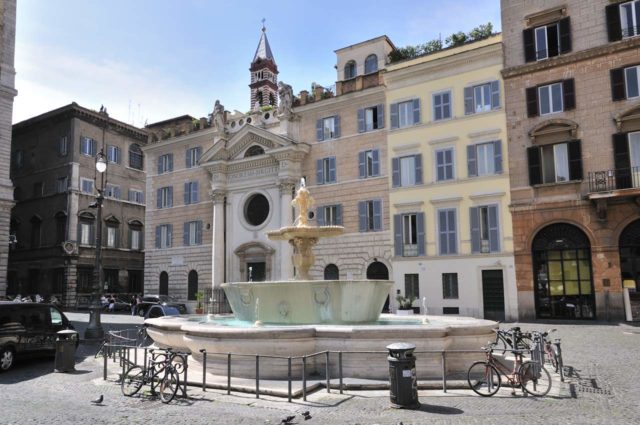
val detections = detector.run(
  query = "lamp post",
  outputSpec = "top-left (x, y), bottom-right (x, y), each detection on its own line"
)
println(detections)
top-left (84, 149), bottom-right (107, 340)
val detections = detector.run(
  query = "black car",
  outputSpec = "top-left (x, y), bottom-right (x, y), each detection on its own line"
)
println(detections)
top-left (0, 302), bottom-right (75, 372)
top-left (137, 295), bottom-right (187, 317)
top-left (144, 305), bottom-right (180, 319)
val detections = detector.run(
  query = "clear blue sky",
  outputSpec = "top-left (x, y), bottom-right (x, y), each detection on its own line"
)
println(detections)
top-left (13, 0), bottom-right (501, 126)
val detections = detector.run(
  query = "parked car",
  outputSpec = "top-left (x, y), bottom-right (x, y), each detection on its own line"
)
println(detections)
top-left (0, 302), bottom-right (75, 372)
top-left (137, 295), bottom-right (187, 317)
top-left (104, 297), bottom-right (131, 312)
top-left (144, 305), bottom-right (180, 319)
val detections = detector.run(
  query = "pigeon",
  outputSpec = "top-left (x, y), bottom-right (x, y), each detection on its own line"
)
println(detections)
top-left (91, 394), bottom-right (103, 405)
top-left (303, 413), bottom-right (312, 421)
top-left (300, 412), bottom-right (309, 416)
top-left (281, 415), bottom-right (296, 424)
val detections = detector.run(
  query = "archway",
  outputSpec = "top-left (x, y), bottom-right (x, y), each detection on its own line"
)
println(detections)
top-left (619, 220), bottom-right (640, 320)
top-left (159, 271), bottom-right (169, 296)
top-left (366, 261), bottom-right (390, 313)
top-left (324, 264), bottom-right (339, 280)
top-left (532, 223), bottom-right (594, 319)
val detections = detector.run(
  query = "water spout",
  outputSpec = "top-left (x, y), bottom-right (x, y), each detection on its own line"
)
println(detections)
top-left (422, 296), bottom-right (429, 324)
top-left (254, 297), bottom-right (262, 327)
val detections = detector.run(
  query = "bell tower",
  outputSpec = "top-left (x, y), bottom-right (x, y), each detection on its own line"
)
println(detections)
top-left (250, 21), bottom-right (278, 111)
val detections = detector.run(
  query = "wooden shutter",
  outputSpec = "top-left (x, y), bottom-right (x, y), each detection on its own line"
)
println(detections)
top-left (559, 17), bottom-right (572, 54)
top-left (196, 147), bottom-right (202, 163)
top-left (186, 150), bottom-right (192, 168)
top-left (157, 156), bottom-right (163, 175)
top-left (328, 157), bottom-right (336, 183)
top-left (447, 210), bottom-right (457, 254)
top-left (156, 188), bottom-right (162, 208)
top-left (316, 207), bottom-right (325, 226)
top-left (372, 149), bottom-right (380, 176)
top-left (192, 181), bottom-right (199, 203)
top-left (488, 205), bottom-right (500, 252)
top-left (392, 157), bottom-right (400, 187)
top-left (358, 201), bottom-right (367, 232)
top-left (167, 224), bottom-right (173, 247)
top-left (610, 68), bottom-right (626, 101)
top-left (168, 154), bottom-right (173, 172)
top-left (316, 159), bottom-right (324, 185)
top-left (91, 139), bottom-right (97, 156)
top-left (183, 222), bottom-right (190, 246)
top-left (438, 210), bottom-right (448, 255)
top-left (184, 183), bottom-right (190, 205)
top-left (567, 140), bottom-right (583, 181)
top-left (412, 98), bottom-right (421, 125)
top-left (464, 87), bottom-right (474, 115)
top-left (470, 207), bottom-right (480, 253)
top-left (494, 140), bottom-right (503, 174)
top-left (490, 81), bottom-right (500, 109)
top-left (376, 104), bottom-right (385, 129)
top-left (414, 154), bottom-right (423, 185)
top-left (196, 221), bottom-right (203, 245)
top-left (168, 186), bottom-right (173, 207)
top-left (606, 3), bottom-right (623, 42)
top-left (358, 151), bottom-right (366, 178)
top-left (527, 147), bottom-right (542, 185)
top-left (394, 214), bottom-right (403, 257)
top-left (155, 226), bottom-right (161, 249)
top-left (547, 23), bottom-right (559, 57)
top-left (526, 86), bottom-right (539, 117)
top-left (316, 119), bottom-right (324, 141)
top-left (613, 133), bottom-right (631, 189)
top-left (416, 212), bottom-right (425, 256)
top-left (390, 102), bottom-right (399, 129)
top-left (334, 115), bottom-right (341, 138)
top-left (357, 108), bottom-right (365, 133)
top-left (336, 204), bottom-right (342, 226)
top-left (114, 187), bottom-right (121, 199)
top-left (563, 78), bottom-right (576, 111)
top-left (467, 145), bottom-right (477, 177)
top-left (373, 200), bottom-right (382, 231)
top-left (523, 28), bottom-right (536, 62)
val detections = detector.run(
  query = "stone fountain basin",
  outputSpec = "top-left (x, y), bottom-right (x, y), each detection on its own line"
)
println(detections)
top-left (221, 279), bottom-right (393, 324)
top-left (265, 225), bottom-right (344, 240)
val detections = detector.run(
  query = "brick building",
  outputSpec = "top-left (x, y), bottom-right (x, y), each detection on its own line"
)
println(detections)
top-left (501, 0), bottom-right (640, 320)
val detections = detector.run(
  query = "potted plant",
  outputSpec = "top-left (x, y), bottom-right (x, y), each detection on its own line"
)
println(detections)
top-left (195, 291), bottom-right (204, 314)
top-left (395, 295), bottom-right (417, 315)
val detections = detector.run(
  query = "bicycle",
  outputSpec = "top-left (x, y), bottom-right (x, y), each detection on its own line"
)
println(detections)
top-left (467, 344), bottom-right (552, 397)
top-left (493, 326), bottom-right (533, 354)
top-left (531, 329), bottom-right (562, 375)
top-left (121, 348), bottom-right (181, 403)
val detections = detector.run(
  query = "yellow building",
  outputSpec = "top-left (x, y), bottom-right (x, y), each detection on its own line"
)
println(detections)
top-left (385, 35), bottom-right (517, 320)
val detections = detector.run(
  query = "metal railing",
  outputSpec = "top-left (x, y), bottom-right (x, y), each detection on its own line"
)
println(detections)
top-left (588, 167), bottom-right (640, 193)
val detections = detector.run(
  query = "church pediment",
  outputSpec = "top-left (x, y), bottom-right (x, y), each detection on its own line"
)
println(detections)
top-left (200, 124), bottom-right (295, 163)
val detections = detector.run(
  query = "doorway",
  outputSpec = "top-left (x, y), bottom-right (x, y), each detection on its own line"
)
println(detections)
top-left (482, 269), bottom-right (505, 321)
top-left (367, 261), bottom-right (390, 312)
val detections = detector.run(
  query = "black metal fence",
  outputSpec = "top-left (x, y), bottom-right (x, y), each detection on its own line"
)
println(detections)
top-left (588, 167), bottom-right (640, 193)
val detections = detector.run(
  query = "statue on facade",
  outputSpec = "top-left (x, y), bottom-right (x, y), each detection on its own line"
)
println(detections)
top-left (212, 99), bottom-right (226, 133)
top-left (277, 81), bottom-right (294, 118)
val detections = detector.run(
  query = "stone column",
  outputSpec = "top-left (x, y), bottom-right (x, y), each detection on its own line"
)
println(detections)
top-left (211, 191), bottom-right (226, 289)
top-left (279, 181), bottom-right (295, 280)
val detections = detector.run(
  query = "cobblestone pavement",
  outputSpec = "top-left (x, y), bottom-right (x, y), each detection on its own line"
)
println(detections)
top-left (1, 314), bottom-right (639, 424)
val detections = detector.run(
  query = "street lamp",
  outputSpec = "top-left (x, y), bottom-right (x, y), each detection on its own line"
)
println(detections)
top-left (84, 148), bottom-right (107, 340)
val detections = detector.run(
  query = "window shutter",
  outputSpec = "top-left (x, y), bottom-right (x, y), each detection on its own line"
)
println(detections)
top-left (186, 150), bottom-right (192, 168)
top-left (490, 81), bottom-right (500, 110)
top-left (394, 214), bottom-right (403, 256)
top-left (357, 108), bottom-right (365, 133)
top-left (559, 17), bottom-right (572, 54)
top-left (606, 3), bottom-right (622, 42)
top-left (373, 200), bottom-right (382, 231)
top-left (412, 98), bottom-right (421, 125)
top-left (414, 154), bottom-right (423, 185)
top-left (390, 102), bottom-right (399, 129)
top-left (192, 182), bottom-right (199, 203)
top-left (527, 147), bottom-right (542, 185)
top-left (610, 68), bottom-right (626, 101)
top-left (526, 86), bottom-right (539, 117)
top-left (563, 79), bottom-right (576, 111)
top-left (328, 157), bottom-right (336, 183)
top-left (523, 28), bottom-right (536, 62)
top-left (438, 210), bottom-right (447, 255)
top-left (316, 119), bottom-right (324, 141)
top-left (448, 210), bottom-right (457, 254)
top-left (358, 151), bottom-right (366, 178)
top-left (416, 212), bottom-right (425, 256)
top-left (316, 159), bottom-right (324, 185)
top-left (358, 201), bottom-right (366, 232)
top-left (464, 87), bottom-right (474, 115)
top-left (157, 157), bottom-right (163, 175)
top-left (470, 207), bottom-right (480, 253)
top-left (376, 104), bottom-right (385, 129)
top-left (613, 133), bottom-right (631, 189)
top-left (90, 223), bottom-right (96, 246)
top-left (155, 226), bottom-right (161, 249)
top-left (156, 188), bottom-right (162, 208)
top-left (114, 187), bottom-right (121, 199)
top-left (547, 23), bottom-right (559, 57)
top-left (184, 183), bottom-right (190, 205)
top-left (196, 147), bottom-right (202, 163)
top-left (334, 115), bottom-right (341, 138)
top-left (467, 145), bottom-right (477, 177)
top-left (183, 222), bottom-right (189, 246)
top-left (196, 221), bottom-right (203, 245)
top-left (91, 139), bottom-right (97, 156)
top-left (494, 140), bottom-right (503, 174)
top-left (336, 204), bottom-right (342, 226)
top-left (392, 157), bottom-right (400, 187)
top-left (488, 205), bottom-right (500, 252)
top-left (168, 186), bottom-right (173, 207)
top-left (167, 224), bottom-right (173, 247)
top-left (316, 207), bottom-right (325, 226)
top-left (568, 140), bottom-right (583, 181)
top-left (372, 149), bottom-right (380, 176)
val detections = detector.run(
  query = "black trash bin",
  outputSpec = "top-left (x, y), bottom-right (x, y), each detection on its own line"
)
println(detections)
top-left (387, 342), bottom-right (420, 409)
top-left (55, 329), bottom-right (78, 372)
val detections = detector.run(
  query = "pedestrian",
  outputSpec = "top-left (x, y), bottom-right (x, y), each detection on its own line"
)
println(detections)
top-left (131, 294), bottom-right (137, 316)
top-left (108, 295), bottom-right (115, 312)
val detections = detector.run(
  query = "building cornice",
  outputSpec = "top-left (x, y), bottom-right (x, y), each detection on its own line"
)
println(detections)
top-left (293, 85), bottom-right (385, 114)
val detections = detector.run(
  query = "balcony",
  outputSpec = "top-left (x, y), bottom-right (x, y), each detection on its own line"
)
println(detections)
top-left (336, 72), bottom-right (381, 96)
top-left (587, 167), bottom-right (640, 220)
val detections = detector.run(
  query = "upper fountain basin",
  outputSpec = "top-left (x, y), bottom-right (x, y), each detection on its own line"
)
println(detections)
top-left (266, 225), bottom-right (344, 240)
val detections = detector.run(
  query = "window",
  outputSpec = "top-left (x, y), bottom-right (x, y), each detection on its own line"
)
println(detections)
top-left (527, 79), bottom-right (575, 117)
top-left (184, 181), bottom-right (199, 205)
top-left (394, 212), bottom-right (425, 257)
top-left (620, 1), bottom-right (640, 38)
top-left (467, 141), bottom-right (502, 177)
top-left (364, 54), bottom-right (378, 74)
top-left (316, 157), bottom-right (336, 184)
top-left (80, 137), bottom-right (97, 156)
top-left (470, 205), bottom-right (500, 253)
top-left (433, 91), bottom-right (452, 121)
top-left (358, 149), bottom-right (380, 178)
top-left (539, 83), bottom-right (563, 115)
top-left (527, 140), bottom-right (582, 185)
top-left (128, 189), bottom-right (144, 204)
top-left (524, 17), bottom-right (571, 62)
top-left (81, 178), bottom-right (94, 194)
top-left (317, 204), bottom-right (342, 226)
top-left (344, 60), bottom-right (356, 79)
top-left (105, 184), bottom-right (121, 199)
top-left (158, 153), bottom-right (173, 174)
top-left (130, 228), bottom-right (141, 250)
top-left (244, 145), bottom-right (265, 157)
top-left (155, 224), bottom-right (172, 249)
top-left (358, 105), bottom-right (384, 132)
top-left (184, 221), bottom-right (203, 246)
top-left (442, 273), bottom-right (459, 299)
top-left (392, 154), bottom-right (422, 187)
top-left (324, 264), bottom-right (339, 280)
top-left (106, 226), bottom-right (118, 248)
top-left (56, 177), bottom-right (68, 193)
top-left (59, 136), bottom-right (68, 156)
top-left (358, 200), bottom-right (382, 232)
top-left (157, 187), bottom-right (173, 209)
top-left (79, 220), bottom-right (94, 246)
top-left (436, 148), bottom-right (454, 182)
top-left (464, 81), bottom-right (500, 115)
top-left (107, 145), bottom-right (121, 164)
top-left (13, 149), bottom-right (23, 169)
top-left (186, 147), bottom-right (202, 168)
top-left (129, 144), bottom-right (143, 170)
top-left (404, 274), bottom-right (419, 299)
top-left (316, 116), bottom-right (340, 141)
top-left (390, 99), bottom-right (421, 129)
top-left (438, 208), bottom-right (457, 255)
top-left (32, 182), bottom-right (43, 198)
top-left (611, 64), bottom-right (640, 101)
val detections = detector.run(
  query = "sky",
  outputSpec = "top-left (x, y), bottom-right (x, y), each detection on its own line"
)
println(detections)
top-left (13, 0), bottom-right (501, 126)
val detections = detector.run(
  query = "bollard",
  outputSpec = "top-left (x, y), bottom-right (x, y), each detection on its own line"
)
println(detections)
top-left (339, 351), bottom-right (343, 394)
top-left (441, 351), bottom-right (447, 393)
top-left (256, 355), bottom-right (260, 399)
top-left (302, 356), bottom-right (307, 401)
top-left (227, 353), bottom-right (231, 395)
top-left (387, 342), bottom-right (420, 409)
top-left (182, 354), bottom-right (188, 398)
top-left (103, 347), bottom-right (108, 380)
top-left (288, 357), bottom-right (292, 403)
top-left (200, 349), bottom-right (207, 391)
top-left (326, 351), bottom-right (330, 393)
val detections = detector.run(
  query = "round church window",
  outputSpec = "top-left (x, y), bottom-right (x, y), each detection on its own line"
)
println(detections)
top-left (244, 194), bottom-right (269, 226)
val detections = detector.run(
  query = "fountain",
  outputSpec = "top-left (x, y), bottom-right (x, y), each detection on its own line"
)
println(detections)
top-left (146, 179), bottom-right (497, 380)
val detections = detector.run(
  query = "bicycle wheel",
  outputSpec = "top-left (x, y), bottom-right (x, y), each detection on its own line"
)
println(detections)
top-left (159, 369), bottom-right (179, 404)
top-left (519, 361), bottom-right (551, 397)
top-left (121, 366), bottom-right (145, 397)
top-left (468, 361), bottom-right (501, 396)
top-left (516, 335), bottom-right (533, 351)
top-left (494, 334), bottom-right (508, 354)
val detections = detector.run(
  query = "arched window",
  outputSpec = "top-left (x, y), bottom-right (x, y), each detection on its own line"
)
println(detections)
top-left (324, 264), bottom-right (339, 280)
top-left (269, 92), bottom-right (275, 106)
top-left (344, 60), bottom-right (357, 80)
top-left (129, 144), bottom-right (143, 170)
top-left (187, 270), bottom-right (198, 301)
top-left (364, 54), bottom-right (378, 74)
top-left (256, 91), bottom-right (263, 106)
top-left (159, 271), bottom-right (169, 296)
top-left (244, 145), bottom-right (265, 158)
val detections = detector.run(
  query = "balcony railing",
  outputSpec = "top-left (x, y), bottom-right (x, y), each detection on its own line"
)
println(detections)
top-left (588, 167), bottom-right (640, 193)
